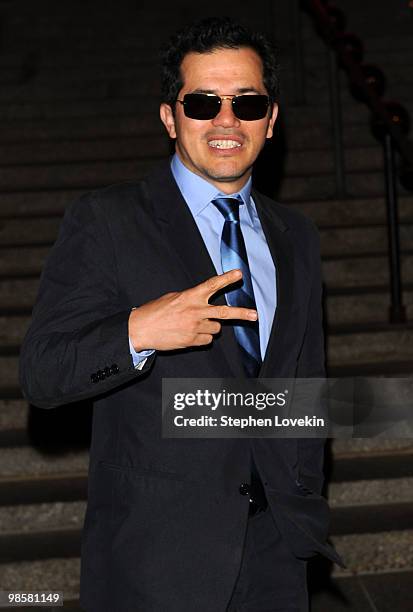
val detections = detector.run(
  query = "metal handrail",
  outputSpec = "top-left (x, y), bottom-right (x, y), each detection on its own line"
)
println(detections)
top-left (301, 0), bottom-right (409, 322)
top-left (302, 0), bottom-right (413, 167)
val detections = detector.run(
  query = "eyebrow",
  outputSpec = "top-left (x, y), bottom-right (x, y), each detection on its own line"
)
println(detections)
top-left (191, 87), bottom-right (262, 95)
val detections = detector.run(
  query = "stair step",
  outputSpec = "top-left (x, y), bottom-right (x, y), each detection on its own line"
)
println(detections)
top-left (328, 477), bottom-right (413, 508)
top-left (0, 78), bottom-right (162, 102)
top-left (4, 24), bottom-right (177, 46)
top-left (281, 68), bottom-right (413, 97)
top-left (283, 146), bottom-right (384, 175)
top-left (289, 196), bottom-right (413, 228)
top-left (0, 135), bottom-right (172, 165)
top-left (327, 327), bottom-right (413, 366)
top-left (330, 531), bottom-right (413, 577)
top-left (0, 61), bottom-right (157, 87)
top-left (0, 62), bottom-right (160, 84)
top-left (302, 30), bottom-right (413, 53)
top-left (322, 253), bottom-right (413, 287)
top-left (0, 356), bottom-right (19, 387)
top-left (0, 446), bottom-right (89, 479)
top-left (0, 247), bottom-right (50, 276)
top-left (0, 217), bottom-right (61, 245)
top-left (319, 223), bottom-right (413, 257)
top-left (326, 287), bottom-right (413, 326)
top-left (276, 172), bottom-right (406, 202)
top-left (0, 473), bottom-right (88, 506)
top-left (0, 529), bottom-right (81, 564)
top-left (0, 501), bottom-right (85, 535)
top-left (0, 158), bottom-right (159, 191)
top-left (331, 437), bottom-right (413, 459)
top-left (330, 502), bottom-right (413, 536)
top-left (0, 49), bottom-right (160, 70)
top-left (259, 75), bottom-right (405, 104)
top-left (0, 189), bottom-right (85, 217)
top-left (328, 447), bottom-right (413, 482)
top-left (0, 315), bottom-right (31, 345)
top-left (0, 399), bottom-right (27, 433)
top-left (328, 360), bottom-right (413, 377)
top-left (0, 557), bottom-right (80, 600)
top-left (0, 115), bottom-right (165, 143)
top-left (0, 278), bottom-right (40, 309)
top-left (301, 50), bottom-right (413, 71)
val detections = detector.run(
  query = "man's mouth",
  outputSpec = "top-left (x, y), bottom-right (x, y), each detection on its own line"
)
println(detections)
top-left (208, 139), bottom-right (242, 149)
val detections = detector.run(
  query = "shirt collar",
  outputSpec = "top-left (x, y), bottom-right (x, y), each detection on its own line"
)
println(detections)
top-left (171, 153), bottom-right (255, 224)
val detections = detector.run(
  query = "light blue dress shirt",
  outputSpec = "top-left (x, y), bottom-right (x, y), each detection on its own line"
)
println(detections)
top-left (129, 154), bottom-right (277, 366)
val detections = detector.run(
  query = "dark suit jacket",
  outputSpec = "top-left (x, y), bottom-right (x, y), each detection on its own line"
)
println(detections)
top-left (19, 159), bottom-right (344, 612)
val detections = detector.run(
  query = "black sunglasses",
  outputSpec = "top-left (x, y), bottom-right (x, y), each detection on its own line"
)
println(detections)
top-left (176, 93), bottom-right (271, 121)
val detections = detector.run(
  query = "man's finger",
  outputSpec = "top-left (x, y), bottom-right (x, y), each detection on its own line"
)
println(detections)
top-left (204, 305), bottom-right (258, 321)
top-left (193, 333), bottom-right (214, 346)
top-left (196, 269), bottom-right (243, 299)
top-left (198, 320), bottom-right (222, 335)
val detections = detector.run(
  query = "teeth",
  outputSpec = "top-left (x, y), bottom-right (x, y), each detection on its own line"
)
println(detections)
top-left (208, 139), bottom-right (241, 149)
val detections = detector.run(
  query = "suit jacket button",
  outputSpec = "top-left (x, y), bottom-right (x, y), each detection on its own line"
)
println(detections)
top-left (104, 366), bottom-right (111, 377)
top-left (110, 364), bottom-right (119, 374)
top-left (239, 483), bottom-right (250, 496)
top-left (91, 373), bottom-right (98, 383)
top-left (97, 369), bottom-right (105, 380)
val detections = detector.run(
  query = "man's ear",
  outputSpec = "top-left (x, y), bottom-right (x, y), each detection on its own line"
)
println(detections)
top-left (266, 102), bottom-right (279, 139)
top-left (160, 103), bottom-right (177, 139)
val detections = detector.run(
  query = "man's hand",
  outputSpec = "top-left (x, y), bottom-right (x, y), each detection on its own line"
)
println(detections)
top-left (128, 269), bottom-right (257, 351)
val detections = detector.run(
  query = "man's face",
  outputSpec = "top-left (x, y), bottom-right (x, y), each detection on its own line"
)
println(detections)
top-left (160, 47), bottom-right (278, 194)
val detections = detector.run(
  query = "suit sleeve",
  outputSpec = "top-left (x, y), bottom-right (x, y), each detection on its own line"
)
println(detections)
top-left (295, 219), bottom-right (327, 496)
top-left (19, 193), bottom-right (155, 409)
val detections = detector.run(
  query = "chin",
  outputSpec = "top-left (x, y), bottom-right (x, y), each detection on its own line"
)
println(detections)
top-left (209, 169), bottom-right (249, 184)
top-left (206, 161), bottom-right (246, 181)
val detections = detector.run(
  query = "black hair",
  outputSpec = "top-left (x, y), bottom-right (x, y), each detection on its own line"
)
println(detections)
top-left (160, 16), bottom-right (279, 105)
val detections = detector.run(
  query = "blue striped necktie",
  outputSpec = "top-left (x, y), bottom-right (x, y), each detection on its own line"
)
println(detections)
top-left (212, 196), bottom-right (262, 377)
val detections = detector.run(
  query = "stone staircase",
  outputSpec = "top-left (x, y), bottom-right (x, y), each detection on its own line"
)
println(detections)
top-left (0, 1), bottom-right (412, 610)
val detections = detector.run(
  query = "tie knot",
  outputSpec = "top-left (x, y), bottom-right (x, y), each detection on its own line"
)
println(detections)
top-left (212, 196), bottom-right (242, 222)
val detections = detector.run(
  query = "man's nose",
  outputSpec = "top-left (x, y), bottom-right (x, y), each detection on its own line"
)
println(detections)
top-left (211, 98), bottom-right (241, 128)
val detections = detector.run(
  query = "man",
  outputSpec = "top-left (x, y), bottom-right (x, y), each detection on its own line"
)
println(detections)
top-left (19, 16), bottom-right (343, 612)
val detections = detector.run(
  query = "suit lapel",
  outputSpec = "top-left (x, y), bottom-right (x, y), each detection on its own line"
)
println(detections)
top-left (252, 190), bottom-right (295, 378)
top-left (144, 160), bottom-right (245, 377)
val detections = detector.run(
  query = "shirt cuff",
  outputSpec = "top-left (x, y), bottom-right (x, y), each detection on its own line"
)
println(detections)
top-left (129, 337), bottom-right (155, 370)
